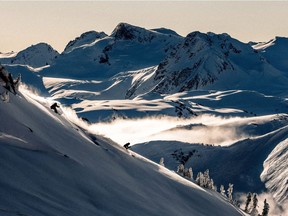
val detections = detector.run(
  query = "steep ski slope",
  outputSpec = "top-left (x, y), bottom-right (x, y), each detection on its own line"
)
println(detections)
top-left (0, 86), bottom-right (244, 216)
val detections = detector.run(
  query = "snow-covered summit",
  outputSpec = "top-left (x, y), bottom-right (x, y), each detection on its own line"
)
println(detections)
top-left (0, 43), bottom-right (59, 68)
top-left (152, 27), bottom-right (181, 37)
top-left (253, 36), bottom-right (288, 72)
top-left (111, 22), bottom-right (180, 43)
top-left (152, 31), bottom-right (288, 96)
top-left (41, 23), bottom-right (183, 78)
top-left (64, 30), bottom-right (107, 53)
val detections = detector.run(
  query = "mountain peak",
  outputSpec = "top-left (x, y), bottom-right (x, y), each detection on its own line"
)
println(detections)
top-left (26, 42), bottom-right (57, 52)
top-left (64, 30), bottom-right (107, 53)
top-left (186, 31), bottom-right (206, 38)
top-left (151, 28), bottom-right (181, 37)
top-left (253, 36), bottom-right (288, 71)
top-left (152, 31), bottom-right (266, 94)
top-left (0, 42), bottom-right (59, 68)
top-left (185, 31), bottom-right (234, 48)
top-left (111, 22), bottom-right (162, 43)
top-left (111, 22), bottom-right (146, 40)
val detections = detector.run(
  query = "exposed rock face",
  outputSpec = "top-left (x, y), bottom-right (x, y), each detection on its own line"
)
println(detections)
top-left (153, 31), bottom-right (265, 94)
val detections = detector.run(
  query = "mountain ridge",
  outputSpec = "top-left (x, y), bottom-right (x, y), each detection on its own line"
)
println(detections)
top-left (0, 42), bottom-right (59, 68)
top-left (2, 23), bottom-right (288, 97)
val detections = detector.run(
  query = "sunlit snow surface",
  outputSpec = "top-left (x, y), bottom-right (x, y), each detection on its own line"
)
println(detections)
top-left (41, 75), bottom-right (288, 211)
top-left (2, 26), bottom-right (288, 214)
top-left (0, 86), bottom-right (245, 216)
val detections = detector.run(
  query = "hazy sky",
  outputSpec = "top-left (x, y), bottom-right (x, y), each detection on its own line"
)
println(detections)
top-left (1, 1), bottom-right (288, 53)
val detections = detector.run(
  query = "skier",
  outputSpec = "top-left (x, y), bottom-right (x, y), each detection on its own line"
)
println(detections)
top-left (124, 142), bottom-right (131, 149)
top-left (50, 102), bottom-right (60, 114)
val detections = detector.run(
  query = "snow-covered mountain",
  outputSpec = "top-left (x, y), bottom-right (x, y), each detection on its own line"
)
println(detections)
top-left (152, 32), bottom-right (288, 96)
top-left (39, 26), bottom-right (288, 98)
top-left (0, 43), bottom-right (59, 68)
top-left (41, 23), bottom-right (183, 78)
top-left (0, 86), bottom-right (244, 216)
top-left (1, 23), bottom-right (288, 212)
top-left (3, 23), bottom-right (288, 98)
top-left (64, 30), bottom-right (107, 53)
top-left (253, 36), bottom-right (288, 72)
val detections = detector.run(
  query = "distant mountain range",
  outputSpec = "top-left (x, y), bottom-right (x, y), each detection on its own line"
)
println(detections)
top-left (1, 22), bottom-right (288, 98)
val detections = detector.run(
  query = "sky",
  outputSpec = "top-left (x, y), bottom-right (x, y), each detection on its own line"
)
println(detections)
top-left (1, 1), bottom-right (288, 53)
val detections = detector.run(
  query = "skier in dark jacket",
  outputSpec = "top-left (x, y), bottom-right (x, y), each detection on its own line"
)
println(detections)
top-left (50, 102), bottom-right (60, 114)
top-left (124, 142), bottom-right (131, 149)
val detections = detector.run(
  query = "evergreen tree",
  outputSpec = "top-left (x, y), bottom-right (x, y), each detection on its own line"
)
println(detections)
top-left (188, 167), bottom-right (193, 180)
top-left (252, 193), bottom-right (258, 211)
top-left (262, 199), bottom-right (269, 216)
top-left (203, 169), bottom-right (210, 188)
top-left (159, 157), bottom-right (165, 167)
top-left (199, 172), bottom-right (205, 187)
top-left (183, 168), bottom-right (188, 177)
top-left (220, 185), bottom-right (226, 197)
top-left (196, 172), bottom-right (201, 185)
top-left (245, 192), bottom-right (252, 212)
top-left (195, 172), bottom-right (205, 187)
top-left (177, 164), bottom-right (185, 175)
top-left (208, 178), bottom-right (215, 190)
top-left (214, 184), bottom-right (218, 192)
top-left (183, 167), bottom-right (193, 179)
top-left (227, 183), bottom-right (233, 202)
top-left (250, 193), bottom-right (259, 215)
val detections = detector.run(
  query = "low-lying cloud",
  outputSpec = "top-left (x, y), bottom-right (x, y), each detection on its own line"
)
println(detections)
top-left (87, 115), bottom-right (250, 146)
